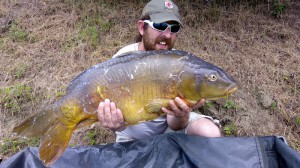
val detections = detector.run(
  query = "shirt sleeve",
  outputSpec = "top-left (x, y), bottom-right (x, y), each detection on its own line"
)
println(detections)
top-left (112, 43), bottom-right (139, 58)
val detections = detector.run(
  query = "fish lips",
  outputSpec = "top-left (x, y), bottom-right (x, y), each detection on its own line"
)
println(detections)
top-left (227, 85), bottom-right (238, 96)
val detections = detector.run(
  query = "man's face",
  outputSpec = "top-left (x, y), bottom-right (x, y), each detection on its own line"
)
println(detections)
top-left (142, 21), bottom-right (178, 51)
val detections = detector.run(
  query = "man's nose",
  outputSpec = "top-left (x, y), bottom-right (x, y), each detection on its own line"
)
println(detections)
top-left (162, 28), bottom-right (172, 38)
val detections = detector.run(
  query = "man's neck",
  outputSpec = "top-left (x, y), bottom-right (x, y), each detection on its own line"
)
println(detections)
top-left (138, 42), bottom-right (145, 51)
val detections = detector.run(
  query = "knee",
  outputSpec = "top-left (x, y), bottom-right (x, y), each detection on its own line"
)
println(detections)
top-left (187, 118), bottom-right (221, 137)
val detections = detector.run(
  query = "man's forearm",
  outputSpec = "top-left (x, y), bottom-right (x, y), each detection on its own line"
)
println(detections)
top-left (166, 114), bottom-right (189, 130)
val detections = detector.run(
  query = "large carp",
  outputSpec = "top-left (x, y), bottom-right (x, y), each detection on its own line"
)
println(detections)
top-left (13, 50), bottom-right (237, 166)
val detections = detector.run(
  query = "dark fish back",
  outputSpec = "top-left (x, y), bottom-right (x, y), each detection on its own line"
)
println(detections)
top-left (66, 50), bottom-right (190, 93)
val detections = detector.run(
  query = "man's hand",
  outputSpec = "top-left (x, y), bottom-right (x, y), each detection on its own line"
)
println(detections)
top-left (162, 97), bottom-right (205, 130)
top-left (191, 99), bottom-right (206, 109)
top-left (97, 99), bottom-right (125, 131)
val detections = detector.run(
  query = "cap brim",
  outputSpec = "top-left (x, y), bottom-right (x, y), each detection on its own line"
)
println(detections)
top-left (149, 13), bottom-right (181, 24)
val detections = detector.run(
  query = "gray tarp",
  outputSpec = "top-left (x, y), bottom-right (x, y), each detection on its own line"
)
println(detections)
top-left (1, 133), bottom-right (300, 168)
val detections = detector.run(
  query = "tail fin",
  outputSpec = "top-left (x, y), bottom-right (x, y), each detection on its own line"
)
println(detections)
top-left (13, 106), bottom-right (58, 137)
top-left (39, 121), bottom-right (73, 166)
top-left (13, 105), bottom-right (74, 166)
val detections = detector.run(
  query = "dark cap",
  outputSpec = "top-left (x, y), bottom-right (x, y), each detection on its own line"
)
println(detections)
top-left (141, 0), bottom-right (181, 24)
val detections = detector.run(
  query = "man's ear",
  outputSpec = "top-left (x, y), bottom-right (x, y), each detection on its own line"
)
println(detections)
top-left (137, 20), bottom-right (145, 35)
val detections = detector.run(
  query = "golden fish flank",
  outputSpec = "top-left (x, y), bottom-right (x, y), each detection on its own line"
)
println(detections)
top-left (13, 50), bottom-right (237, 166)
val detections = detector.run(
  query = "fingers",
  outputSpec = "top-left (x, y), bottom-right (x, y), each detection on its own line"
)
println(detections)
top-left (110, 101), bottom-right (117, 124)
top-left (191, 99), bottom-right (206, 109)
top-left (116, 109), bottom-right (124, 122)
top-left (162, 97), bottom-right (191, 117)
top-left (174, 97), bottom-right (191, 112)
top-left (97, 102), bottom-right (105, 124)
top-left (162, 99), bottom-right (179, 116)
top-left (162, 97), bottom-right (206, 117)
top-left (162, 107), bottom-right (174, 115)
top-left (104, 99), bottom-right (112, 125)
top-left (97, 99), bottom-right (125, 131)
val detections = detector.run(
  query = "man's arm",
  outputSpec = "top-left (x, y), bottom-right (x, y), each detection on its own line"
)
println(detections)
top-left (162, 97), bottom-right (205, 130)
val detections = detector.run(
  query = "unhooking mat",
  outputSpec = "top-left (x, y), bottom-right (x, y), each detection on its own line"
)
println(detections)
top-left (1, 133), bottom-right (300, 168)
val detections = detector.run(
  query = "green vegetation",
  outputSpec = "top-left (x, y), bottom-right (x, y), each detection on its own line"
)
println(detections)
top-left (8, 23), bottom-right (36, 43)
top-left (55, 85), bottom-right (67, 98)
top-left (270, 102), bottom-right (277, 111)
top-left (55, 91), bottom-right (65, 98)
top-left (62, 37), bottom-right (76, 52)
top-left (79, 13), bottom-right (100, 45)
top-left (0, 137), bottom-right (39, 155)
top-left (282, 74), bottom-right (289, 81)
top-left (69, 143), bottom-right (76, 147)
top-left (100, 20), bottom-right (113, 32)
top-left (205, 101), bottom-right (214, 108)
top-left (0, 84), bottom-right (33, 114)
top-left (9, 24), bottom-right (28, 42)
top-left (224, 99), bottom-right (239, 110)
top-left (78, 25), bottom-right (99, 47)
top-left (271, 0), bottom-right (286, 18)
top-left (85, 130), bottom-right (97, 145)
top-left (223, 124), bottom-right (237, 136)
top-left (63, 14), bottom-right (113, 51)
top-left (198, 101), bottom-right (215, 116)
top-left (296, 117), bottom-right (300, 126)
top-left (11, 63), bottom-right (29, 79)
top-left (224, 100), bottom-right (235, 109)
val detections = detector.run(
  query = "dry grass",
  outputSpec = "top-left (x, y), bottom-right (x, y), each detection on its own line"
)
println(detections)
top-left (0, 0), bottom-right (299, 161)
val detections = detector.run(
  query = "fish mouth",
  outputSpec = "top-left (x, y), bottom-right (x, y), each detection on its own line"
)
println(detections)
top-left (227, 86), bottom-right (238, 96)
top-left (204, 85), bottom-right (238, 100)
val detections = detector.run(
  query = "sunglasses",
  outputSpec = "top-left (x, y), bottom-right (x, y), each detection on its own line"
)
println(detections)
top-left (143, 20), bottom-right (180, 33)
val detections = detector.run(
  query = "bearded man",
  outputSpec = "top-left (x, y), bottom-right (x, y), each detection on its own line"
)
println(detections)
top-left (97, 0), bottom-right (221, 142)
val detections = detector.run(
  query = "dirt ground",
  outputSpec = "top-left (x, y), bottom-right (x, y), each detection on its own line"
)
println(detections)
top-left (0, 0), bottom-right (299, 163)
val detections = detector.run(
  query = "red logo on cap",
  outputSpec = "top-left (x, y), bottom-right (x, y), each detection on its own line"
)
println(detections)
top-left (165, 0), bottom-right (173, 9)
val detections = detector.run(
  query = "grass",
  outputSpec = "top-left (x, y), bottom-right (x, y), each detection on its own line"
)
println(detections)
top-left (0, 0), bottom-right (299, 162)
top-left (78, 25), bottom-right (99, 48)
top-left (223, 124), bottom-right (238, 136)
top-left (224, 99), bottom-right (236, 109)
top-left (85, 130), bottom-right (97, 145)
top-left (9, 24), bottom-right (28, 42)
top-left (0, 84), bottom-right (33, 114)
top-left (198, 101), bottom-right (214, 115)
top-left (0, 137), bottom-right (40, 156)
top-left (8, 23), bottom-right (36, 43)
top-left (271, 0), bottom-right (286, 18)
top-left (55, 91), bottom-right (65, 97)
top-left (296, 117), bottom-right (300, 126)
top-left (10, 63), bottom-right (29, 79)
top-left (270, 102), bottom-right (277, 110)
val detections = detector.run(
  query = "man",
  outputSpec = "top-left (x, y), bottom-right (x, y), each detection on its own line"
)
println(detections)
top-left (97, 0), bottom-right (221, 142)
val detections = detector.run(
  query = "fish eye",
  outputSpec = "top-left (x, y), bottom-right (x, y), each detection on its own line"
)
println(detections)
top-left (208, 73), bottom-right (217, 82)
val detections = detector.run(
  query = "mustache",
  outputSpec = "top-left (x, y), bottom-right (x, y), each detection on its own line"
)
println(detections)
top-left (155, 36), bottom-right (172, 45)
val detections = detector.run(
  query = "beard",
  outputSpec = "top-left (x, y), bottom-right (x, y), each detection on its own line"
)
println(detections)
top-left (142, 30), bottom-right (175, 51)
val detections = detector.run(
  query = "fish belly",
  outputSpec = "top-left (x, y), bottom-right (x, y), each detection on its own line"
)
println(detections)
top-left (105, 78), bottom-right (177, 125)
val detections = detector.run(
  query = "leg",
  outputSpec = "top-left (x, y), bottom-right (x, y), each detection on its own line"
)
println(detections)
top-left (164, 112), bottom-right (221, 137)
top-left (186, 118), bottom-right (221, 137)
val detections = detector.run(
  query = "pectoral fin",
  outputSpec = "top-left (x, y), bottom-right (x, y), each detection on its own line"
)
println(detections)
top-left (144, 99), bottom-right (170, 114)
top-left (182, 99), bottom-right (198, 106)
top-left (96, 86), bottom-right (106, 99)
top-left (75, 118), bottom-right (98, 130)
